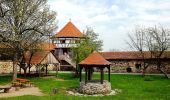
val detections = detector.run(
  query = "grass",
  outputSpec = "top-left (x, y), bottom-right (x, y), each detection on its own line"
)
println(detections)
top-left (0, 73), bottom-right (170, 100)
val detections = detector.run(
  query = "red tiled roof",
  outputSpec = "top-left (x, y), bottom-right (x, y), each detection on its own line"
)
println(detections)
top-left (39, 43), bottom-right (57, 51)
top-left (53, 21), bottom-right (85, 38)
top-left (101, 52), bottom-right (141, 60)
top-left (100, 51), bottom-right (170, 60)
top-left (79, 51), bottom-right (111, 65)
top-left (24, 51), bottom-right (49, 64)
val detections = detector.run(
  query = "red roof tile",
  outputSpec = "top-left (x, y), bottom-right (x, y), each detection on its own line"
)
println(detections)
top-left (39, 43), bottom-right (57, 51)
top-left (100, 51), bottom-right (170, 60)
top-left (53, 21), bottom-right (85, 38)
top-left (79, 52), bottom-right (111, 65)
top-left (24, 51), bottom-right (49, 64)
top-left (100, 52), bottom-right (141, 60)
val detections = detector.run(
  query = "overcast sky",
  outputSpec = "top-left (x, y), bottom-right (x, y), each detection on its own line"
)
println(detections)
top-left (48, 0), bottom-right (170, 51)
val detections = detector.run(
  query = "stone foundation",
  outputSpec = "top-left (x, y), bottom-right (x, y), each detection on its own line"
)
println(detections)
top-left (79, 80), bottom-right (111, 95)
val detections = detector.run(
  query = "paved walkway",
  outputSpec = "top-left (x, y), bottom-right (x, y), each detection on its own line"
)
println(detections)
top-left (0, 87), bottom-right (44, 98)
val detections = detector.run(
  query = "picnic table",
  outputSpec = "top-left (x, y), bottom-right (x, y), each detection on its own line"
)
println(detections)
top-left (0, 85), bottom-right (12, 93)
top-left (12, 78), bottom-right (33, 87)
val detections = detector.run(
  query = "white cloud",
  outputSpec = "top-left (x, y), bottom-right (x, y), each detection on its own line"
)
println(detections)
top-left (48, 0), bottom-right (170, 51)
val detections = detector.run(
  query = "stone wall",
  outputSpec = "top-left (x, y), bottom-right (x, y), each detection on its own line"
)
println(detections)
top-left (79, 80), bottom-right (111, 95)
top-left (108, 60), bottom-right (170, 74)
top-left (0, 61), bottom-right (13, 74)
top-left (0, 61), bottom-right (57, 74)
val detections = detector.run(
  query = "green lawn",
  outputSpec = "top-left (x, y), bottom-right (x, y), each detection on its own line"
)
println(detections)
top-left (0, 73), bottom-right (170, 100)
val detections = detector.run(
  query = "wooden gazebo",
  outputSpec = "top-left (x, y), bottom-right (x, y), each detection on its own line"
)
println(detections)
top-left (79, 52), bottom-right (112, 84)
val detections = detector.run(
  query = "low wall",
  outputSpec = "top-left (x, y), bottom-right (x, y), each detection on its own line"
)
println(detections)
top-left (0, 61), bottom-right (57, 74)
top-left (0, 61), bottom-right (13, 74)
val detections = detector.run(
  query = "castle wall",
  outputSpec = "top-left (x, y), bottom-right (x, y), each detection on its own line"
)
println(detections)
top-left (108, 60), bottom-right (170, 74)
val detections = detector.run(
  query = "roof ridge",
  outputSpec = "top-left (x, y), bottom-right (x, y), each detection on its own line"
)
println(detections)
top-left (53, 21), bottom-right (85, 38)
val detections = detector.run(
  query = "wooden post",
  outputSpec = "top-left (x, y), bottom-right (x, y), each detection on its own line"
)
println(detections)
top-left (88, 67), bottom-right (91, 81)
top-left (89, 67), bottom-right (92, 80)
top-left (85, 67), bottom-right (87, 84)
top-left (45, 64), bottom-right (48, 75)
top-left (108, 66), bottom-right (110, 82)
top-left (100, 67), bottom-right (104, 84)
top-left (79, 66), bottom-right (82, 82)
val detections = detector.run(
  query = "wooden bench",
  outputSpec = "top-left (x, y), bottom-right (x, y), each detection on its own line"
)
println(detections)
top-left (0, 85), bottom-right (11, 93)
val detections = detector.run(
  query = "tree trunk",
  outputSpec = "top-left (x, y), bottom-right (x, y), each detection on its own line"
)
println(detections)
top-left (74, 63), bottom-right (80, 76)
top-left (12, 53), bottom-right (19, 82)
top-left (28, 53), bottom-right (33, 75)
top-left (142, 63), bottom-right (148, 77)
top-left (75, 53), bottom-right (80, 76)
top-left (23, 68), bottom-right (27, 77)
top-left (157, 61), bottom-right (169, 79)
top-left (55, 63), bottom-right (58, 77)
top-left (29, 66), bottom-right (31, 75)
top-left (158, 66), bottom-right (170, 79)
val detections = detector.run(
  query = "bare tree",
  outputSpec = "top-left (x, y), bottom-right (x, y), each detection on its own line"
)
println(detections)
top-left (146, 26), bottom-right (170, 78)
top-left (127, 26), bottom-right (150, 76)
top-left (0, 0), bottom-right (57, 81)
top-left (127, 25), bottom-right (170, 78)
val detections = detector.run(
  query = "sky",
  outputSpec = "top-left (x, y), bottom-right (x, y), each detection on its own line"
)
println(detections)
top-left (47, 0), bottom-right (170, 51)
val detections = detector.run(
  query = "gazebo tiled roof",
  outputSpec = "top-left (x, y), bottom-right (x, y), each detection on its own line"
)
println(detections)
top-left (52, 21), bottom-right (85, 38)
top-left (79, 52), bottom-right (111, 66)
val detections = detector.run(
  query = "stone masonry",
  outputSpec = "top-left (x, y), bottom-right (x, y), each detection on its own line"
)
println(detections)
top-left (79, 80), bottom-right (111, 95)
top-left (0, 61), bottom-right (13, 74)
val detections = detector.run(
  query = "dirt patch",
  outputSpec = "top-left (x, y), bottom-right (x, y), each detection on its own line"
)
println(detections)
top-left (42, 76), bottom-right (56, 79)
top-left (0, 87), bottom-right (45, 98)
top-left (42, 76), bottom-right (65, 81)
top-left (55, 78), bottom-right (65, 81)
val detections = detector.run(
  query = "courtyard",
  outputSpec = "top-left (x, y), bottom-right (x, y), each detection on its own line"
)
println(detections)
top-left (0, 72), bottom-right (170, 100)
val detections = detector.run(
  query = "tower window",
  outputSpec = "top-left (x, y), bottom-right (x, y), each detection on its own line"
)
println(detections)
top-left (75, 40), bottom-right (80, 43)
top-left (60, 40), bottom-right (65, 43)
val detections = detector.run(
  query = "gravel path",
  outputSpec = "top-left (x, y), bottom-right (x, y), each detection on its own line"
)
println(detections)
top-left (0, 87), bottom-right (44, 98)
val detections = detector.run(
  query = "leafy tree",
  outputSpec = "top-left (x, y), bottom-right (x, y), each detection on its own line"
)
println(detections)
top-left (127, 25), bottom-right (170, 78)
top-left (71, 27), bottom-right (103, 74)
top-left (0, 0), bottom-right (57, 81)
